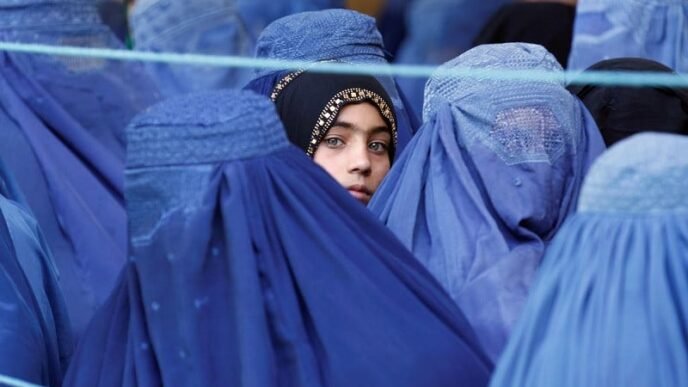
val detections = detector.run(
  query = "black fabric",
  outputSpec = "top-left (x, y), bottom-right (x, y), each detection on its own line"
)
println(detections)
top-left (97, 1), bottom-right (129, 43)
top-left (274, 71), bottom-right (397, 160)
top-left (473, 2), bottom-right (575, 67)
top-left (568, 58), bottom-right (688, 146)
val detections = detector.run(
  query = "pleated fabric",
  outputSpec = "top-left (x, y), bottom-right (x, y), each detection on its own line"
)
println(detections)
top-left (370, 43), bottom-right (606, 360)
top-left (0, 161), bottom-right (73, 386)
top-left (0, 0), bottom-right (160, 337)
top-left (64, 90), bottom-right (492, 387)
top-left (491, 132), bottom-right (688, 387)
top-left (568, 0), bottom-right (688, 72)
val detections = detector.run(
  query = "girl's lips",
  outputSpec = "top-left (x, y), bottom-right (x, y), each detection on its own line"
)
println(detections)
top-left (347, 185), bottom-right (372, 203)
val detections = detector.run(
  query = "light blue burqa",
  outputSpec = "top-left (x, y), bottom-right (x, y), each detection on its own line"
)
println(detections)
top-left (568, 0), bottom-right (688, 72)
top-left (129, 0), bottom-right (344, 96)
top-left (369, 43), bottom-right (606, 361)
top-left (490, 132), bottom-right (688, 387)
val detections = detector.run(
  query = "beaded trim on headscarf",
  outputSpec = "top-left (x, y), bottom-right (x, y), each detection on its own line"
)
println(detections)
top-left (271, 71), bottom-right (398, 157)
top-left (306, 88), bottom-right (397, 156)
top-left (270, 70), bottom-right (305, 101)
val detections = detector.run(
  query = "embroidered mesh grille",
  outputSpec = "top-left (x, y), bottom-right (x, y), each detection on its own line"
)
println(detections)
top-left (423, 43), bottom-right (563, 122)
top-left (487, 106), bottom-right (566, 165)
top-left (579, 133), bottom-right (688, 214)
top-left (423, 43), bottom-right (572, 165)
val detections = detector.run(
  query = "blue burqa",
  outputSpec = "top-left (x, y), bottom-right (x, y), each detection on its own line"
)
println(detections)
top-left (0, 0), bottom-right (160, 337)
top-left (0, 161), bottom-right (73, 386)
top-left (568, 0), bottom-right (688, 72)
top-left (244, 9), bottom-right (419, 158)
top-left (64, 90), bottom-right (492, 387)
top-left (369, 43), bottom-right (606, 361)
top-left (490, 132), bottom-right (688, 387)
top-left (129, 0), bottom-right (345, 96)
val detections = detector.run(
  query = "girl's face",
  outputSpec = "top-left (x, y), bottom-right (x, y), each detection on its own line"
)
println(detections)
top-left (313, 102), bottom-right (392, 205)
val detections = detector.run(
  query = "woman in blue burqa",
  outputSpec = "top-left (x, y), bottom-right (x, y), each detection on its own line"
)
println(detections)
top-left (64, 90), bottom-right (492, 386)
top-left (0, 0), bottom-right (160, 337)
top-left (568, 0), bottom-right (688, 72)
top-left (490, 133), bottom-right (688, 387)
top-left (244, 8), bottom-right (419, 159)
top-left (128, 0), bottom-right (344, 96)
top-left (369, 43), bottom-right (606, 361)
top-left (0, 160), bottom-right (73, 386)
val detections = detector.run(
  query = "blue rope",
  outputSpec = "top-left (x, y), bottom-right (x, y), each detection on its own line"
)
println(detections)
top-left (0, 42), bottom-right (686, 87)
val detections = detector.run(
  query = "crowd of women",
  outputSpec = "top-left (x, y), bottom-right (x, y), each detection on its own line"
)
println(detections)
top-left (0, 0), bottom-right (687, 386)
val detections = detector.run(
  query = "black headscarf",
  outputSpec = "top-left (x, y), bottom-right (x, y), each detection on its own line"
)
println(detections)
top-left (272, 71), bottom-right (397, 160)
top-left (568, 58), bottom-right (688, 146)
top-left (473, 2), bottom-right (575, 67)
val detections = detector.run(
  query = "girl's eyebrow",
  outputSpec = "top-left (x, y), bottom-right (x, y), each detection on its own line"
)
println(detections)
top-left (331, 120), bottom-right (390, 135)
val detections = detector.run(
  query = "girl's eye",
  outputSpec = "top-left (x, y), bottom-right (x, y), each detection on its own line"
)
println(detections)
top-left (369, 141), bottom-right (388, 154)
top-left (324, 137), bottom-right (344, 148)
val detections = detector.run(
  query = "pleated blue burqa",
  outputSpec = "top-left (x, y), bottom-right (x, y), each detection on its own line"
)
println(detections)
top-left (0, 0), bottom-right (160, 336)
top-left (490, 132), bottom-right (688, 387)
top-left (369, 43), bottom-right (606, 360)
top-left (0, 161), bottom-right (73, 386)
top-left (568, 0), bottom-right (688, 72)
top-left (64, 90), bottom-right (492, 387)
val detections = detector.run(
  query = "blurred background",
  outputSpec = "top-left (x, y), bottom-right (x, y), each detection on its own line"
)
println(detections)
top-left (94, 0), bottom-right (579, 116)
